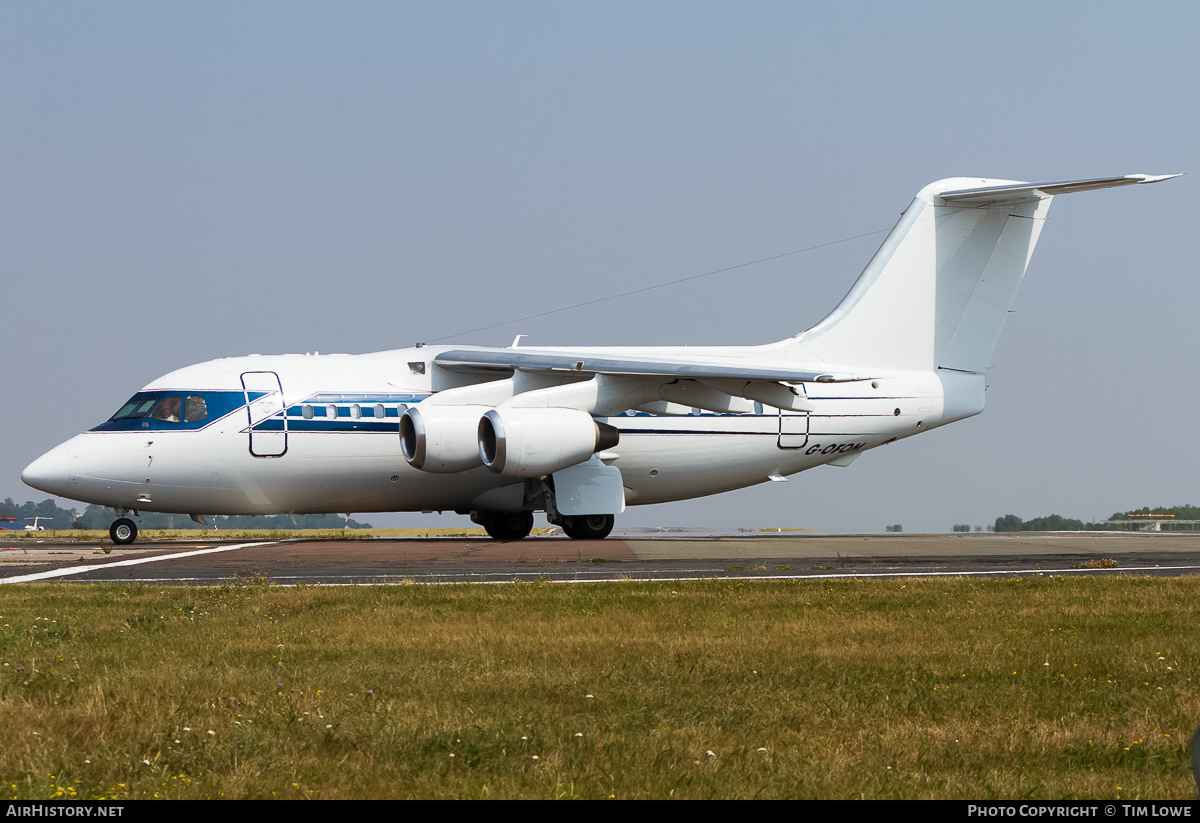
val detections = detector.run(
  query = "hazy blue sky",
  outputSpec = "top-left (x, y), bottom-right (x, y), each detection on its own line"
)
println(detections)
top-left (3, 2), bottom-right (1196, 532)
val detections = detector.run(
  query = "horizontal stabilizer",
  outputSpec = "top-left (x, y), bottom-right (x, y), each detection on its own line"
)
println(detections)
top-left (939, 174), bottom-right (1180, 205)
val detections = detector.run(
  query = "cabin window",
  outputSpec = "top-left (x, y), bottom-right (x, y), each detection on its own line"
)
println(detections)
top-left (374, 404), bottom-right (385, 419)
top-left (302, 405), bottom-right (314, 420)
top-left (350, 404), bottom-right (361, 419)
top-left (326, 404), bottom-right (338, 420)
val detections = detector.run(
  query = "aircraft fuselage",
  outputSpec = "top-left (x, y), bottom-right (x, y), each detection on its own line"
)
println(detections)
top-left (23, 347), bottom-right (983, 518)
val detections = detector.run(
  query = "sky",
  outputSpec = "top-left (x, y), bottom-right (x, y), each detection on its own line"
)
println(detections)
top-left (3, 1), bottom-right (1197, 533)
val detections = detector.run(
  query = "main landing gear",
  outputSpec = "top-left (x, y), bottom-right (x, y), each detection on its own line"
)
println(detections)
top-left (473, 511), bottom-right (535, 541)
top-left (470, 511), bottom-right (616, 541)
top-left (110, 517), bottom-right (138, 546)
top-left (561, 514), bottom-right (615, 540)
top-left (470, 508), bottom-right (614, 542)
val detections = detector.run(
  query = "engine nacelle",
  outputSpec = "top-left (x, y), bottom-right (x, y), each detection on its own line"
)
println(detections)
top-left (400, 405), bottom-right (487, 473)
top-left (478, 407), bottom-right (619, 478)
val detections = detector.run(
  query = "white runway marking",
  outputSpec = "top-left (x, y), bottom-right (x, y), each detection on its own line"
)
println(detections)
top-left (92, 562), bottom-right (1200, 586)
top-left (570, 564), bottom-right (1200, 584)
top-left (0, 542), bottom-right (278, 584)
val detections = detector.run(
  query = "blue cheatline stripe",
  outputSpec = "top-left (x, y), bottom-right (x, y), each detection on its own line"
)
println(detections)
top-left (255, 420), bottom-right (400, 433)
top-left (303, 392), bottom-right (428, 403)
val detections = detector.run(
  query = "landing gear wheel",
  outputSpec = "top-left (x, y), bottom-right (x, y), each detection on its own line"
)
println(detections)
top-left (562, 514), bottom-right (615, 540)
top-left (110, 518), bottom-right (138, 545)
top-left (482, 512), bottom-right (534, 541)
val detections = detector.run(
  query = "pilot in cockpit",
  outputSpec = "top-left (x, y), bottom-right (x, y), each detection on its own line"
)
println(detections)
top-left (150, 396), bottom-right (181, 423)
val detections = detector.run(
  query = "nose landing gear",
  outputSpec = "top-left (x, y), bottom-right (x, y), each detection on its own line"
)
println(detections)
top-left (109, 517), bottom-right (138, 546)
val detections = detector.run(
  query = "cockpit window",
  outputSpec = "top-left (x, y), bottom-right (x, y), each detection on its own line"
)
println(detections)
top-left (97, 390), bottom-right (239, 433)
top-left (183, 395), bottom-right (208, 423)
top-left (149, 397), bottom-right (182, 423)
top-left (112, 398), bottom-right (158, 420)
top-left (109, 393), bottom-right (209, 425)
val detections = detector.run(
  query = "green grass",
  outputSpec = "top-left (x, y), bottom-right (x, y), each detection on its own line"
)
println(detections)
top-left (0, 575), bottom-right (1197, 799)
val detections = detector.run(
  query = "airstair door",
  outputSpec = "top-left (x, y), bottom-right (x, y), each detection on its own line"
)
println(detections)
top-left (241, 371), bottom-right (288, 457)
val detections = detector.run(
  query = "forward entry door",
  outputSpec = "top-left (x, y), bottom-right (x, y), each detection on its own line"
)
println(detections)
top-left (241, 371), bottom-right (288, 457)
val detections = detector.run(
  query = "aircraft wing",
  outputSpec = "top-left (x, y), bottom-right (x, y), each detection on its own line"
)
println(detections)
top-left (433, 348), bottom-right (871, 383)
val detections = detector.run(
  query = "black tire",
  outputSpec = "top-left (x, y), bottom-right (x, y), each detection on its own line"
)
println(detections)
top-left (482, 512), bottom-right (534, 541)
top-left (562, 514), bottom-right (614, 540)
top-left (110, 518), bottom-right (138, 545)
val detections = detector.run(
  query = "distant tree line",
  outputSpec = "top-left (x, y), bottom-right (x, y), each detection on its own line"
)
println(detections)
top-left (1120, 504), bottom-right (1200, 522)
top-left (992, 505), bottom-right (1200, 532)
top-left (1, 498), bottom-right (373, 530)
top-left (992, 513), bottom-right (1099, 532)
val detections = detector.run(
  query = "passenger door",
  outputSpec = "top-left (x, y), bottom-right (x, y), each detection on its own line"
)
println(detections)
top-left (241, 371), bottom-right (287, 457)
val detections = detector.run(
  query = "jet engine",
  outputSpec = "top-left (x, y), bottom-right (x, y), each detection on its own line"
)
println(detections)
top-left (478, 407), bottom-right (619, 478)
top-left (399, 406), bottom-right (487, 473)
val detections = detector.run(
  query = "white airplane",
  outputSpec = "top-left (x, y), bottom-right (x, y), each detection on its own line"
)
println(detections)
top-left (22, 174), bottom-right (1176, 545)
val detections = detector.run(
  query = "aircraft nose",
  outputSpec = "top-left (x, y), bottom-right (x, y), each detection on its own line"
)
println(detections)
top-left (21, 440), bottom-right (76, 496)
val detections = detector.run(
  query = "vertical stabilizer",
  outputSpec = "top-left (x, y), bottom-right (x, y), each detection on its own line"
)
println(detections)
top-left (776, 174), bottom-right (1176, 373)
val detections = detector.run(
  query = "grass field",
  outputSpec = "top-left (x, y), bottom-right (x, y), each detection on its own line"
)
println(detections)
top-left (1, 575), bottom-right (1197, 799)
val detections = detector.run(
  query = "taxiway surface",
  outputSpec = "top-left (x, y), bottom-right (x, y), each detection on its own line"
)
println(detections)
top-left (2, 531), bottom-right (1199, 586)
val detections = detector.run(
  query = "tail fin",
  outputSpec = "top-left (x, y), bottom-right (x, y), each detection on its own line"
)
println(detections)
top-left (779, 174), bottom-right (1177, 373)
